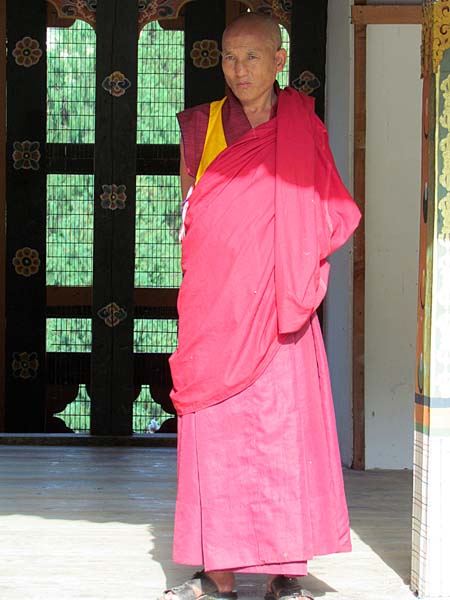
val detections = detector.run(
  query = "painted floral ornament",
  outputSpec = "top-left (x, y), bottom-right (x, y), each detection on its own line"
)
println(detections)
top-left (12, 141), bottom-right (41, 171)
top-left (190, 40), bottom-right (220, 69)
top-left (12, 352), bottom-right (39, 380)
top-left (12, 247), bottom-right (41, 277)
top-left (12, 37), bottom-right (43, 67)
top-left (102, 71), bottom-right (131, 97)
top-left (100, 184), bottom-right (127, 210)
top-left (292, 71), bottom-right (321, 95)
top-left (97, 302), bottom-right (127, 328)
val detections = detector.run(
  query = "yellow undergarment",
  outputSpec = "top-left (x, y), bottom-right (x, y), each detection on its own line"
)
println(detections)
top-left (195, 97), bottom-right (228, 184)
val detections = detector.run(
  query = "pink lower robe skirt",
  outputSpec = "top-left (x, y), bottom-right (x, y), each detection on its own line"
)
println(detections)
top-left (173, 315), bottom-right (351, 575)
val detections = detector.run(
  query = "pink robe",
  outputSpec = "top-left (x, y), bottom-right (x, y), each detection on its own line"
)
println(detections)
top-left (171, 88), bottom-right (361, 574)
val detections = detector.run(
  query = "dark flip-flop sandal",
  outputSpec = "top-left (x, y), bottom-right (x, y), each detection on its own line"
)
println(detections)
top-left (264, 576), bottom-right (315, 600)
top-left (160, 571), bottom-right (238, 600)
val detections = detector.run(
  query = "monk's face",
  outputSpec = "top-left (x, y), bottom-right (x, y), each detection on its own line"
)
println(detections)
top-left (221, 24), bottom-right (286, 106)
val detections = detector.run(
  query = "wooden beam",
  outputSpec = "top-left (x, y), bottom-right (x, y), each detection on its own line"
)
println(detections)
top-left (353, 23), bottom-right (367, 470)
top-left (351, 5), bottom-right (422, 25)
top-left (46, 286), bottom-right (178, 308)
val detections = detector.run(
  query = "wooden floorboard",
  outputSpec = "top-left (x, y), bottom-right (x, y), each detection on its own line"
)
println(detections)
top-left (0, 447), bottom-right (415, 599)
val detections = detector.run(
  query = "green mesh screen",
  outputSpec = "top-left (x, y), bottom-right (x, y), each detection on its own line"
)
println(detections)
top-left (52, 384), bottom-right (175, 434)
top-left (47, 318), bottom-right (91, 352)
top-left (55, 385), bottom-right (91, 434)
top-left (133, 386), bottom-right (174, 434)
top-left (47, 20), bottom-right (96, 144)
top-left (278, 26), bottom-right (290, 89)
top-left (47, 174), bottom-right (94, 287)
top-left (135, 175), bottom-right (182, 288)
top-left (137, 20), bottom-right (184, 144)
top-left (47, 317), bottom-right (177, 354)
top-left (134, 318), bottom-right (178, 353)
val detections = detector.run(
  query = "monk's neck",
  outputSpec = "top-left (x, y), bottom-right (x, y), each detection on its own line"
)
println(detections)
top-left (241, 90), bottom-right (277, 128)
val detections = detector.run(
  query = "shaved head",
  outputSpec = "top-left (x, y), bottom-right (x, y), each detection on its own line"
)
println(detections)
top-left (222, 12), bottom-right (282, 52)
top-left (220, 11), bottom-right (287, 113)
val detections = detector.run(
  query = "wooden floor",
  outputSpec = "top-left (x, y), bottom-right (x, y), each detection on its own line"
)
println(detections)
top-left (0, 446), bottom-right (416, 600)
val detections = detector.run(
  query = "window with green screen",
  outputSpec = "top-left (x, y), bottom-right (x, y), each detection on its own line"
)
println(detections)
top-left (133, 20), bottom-right (185, 432)
top-left (46, 20), bottom-right (96, 433)
top-left (44, 17), bottom-right (290, 434)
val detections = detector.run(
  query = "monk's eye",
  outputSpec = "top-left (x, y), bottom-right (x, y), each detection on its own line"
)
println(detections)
top-left (223, 54), bottom-right (235, 61)
top-left (248, 54), bottom-right (258, 60)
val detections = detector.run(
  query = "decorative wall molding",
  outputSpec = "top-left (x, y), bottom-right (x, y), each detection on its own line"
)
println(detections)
top-left (422, 0), bottom-right (450, 75)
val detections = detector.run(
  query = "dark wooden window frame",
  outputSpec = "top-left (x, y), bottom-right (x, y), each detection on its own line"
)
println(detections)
top-left (0, 0), bottom-right (6, 431)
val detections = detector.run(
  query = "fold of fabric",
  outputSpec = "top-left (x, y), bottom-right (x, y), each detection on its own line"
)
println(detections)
top-left (174, 320), bottom-right (352, 572)
top-left (170, 88), bottom-right (361, 415)
top-left (275, 88), bottom-right (360, 333)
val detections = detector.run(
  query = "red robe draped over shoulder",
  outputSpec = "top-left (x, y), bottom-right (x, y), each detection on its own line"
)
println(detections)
top-left (170, 88), bottom-right (360, 416)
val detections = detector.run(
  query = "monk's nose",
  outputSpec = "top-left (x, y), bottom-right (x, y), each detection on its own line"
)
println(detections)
top-left (234, 60), bottom-right (247, 76)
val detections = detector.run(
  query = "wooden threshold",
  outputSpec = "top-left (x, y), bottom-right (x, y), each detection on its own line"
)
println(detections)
top-left (0, 433), bottom-right (177, 446)
top-left (351, 5), bottom-right (422, 25)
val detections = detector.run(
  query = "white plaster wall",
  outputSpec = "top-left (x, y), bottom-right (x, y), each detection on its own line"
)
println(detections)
top-left (324, 0), bottom-right (354, 467)
top-left (365, 25), bottom-right (421, 468)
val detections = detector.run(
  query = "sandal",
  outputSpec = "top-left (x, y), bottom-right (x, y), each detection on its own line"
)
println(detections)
top-left (160, 571), bottom-right (238, 600)
top-left (264, 575), bottom-right (315, 600)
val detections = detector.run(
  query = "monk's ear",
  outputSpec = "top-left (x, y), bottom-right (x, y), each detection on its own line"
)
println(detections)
top-left (275, 48), bottom-right (287, 73)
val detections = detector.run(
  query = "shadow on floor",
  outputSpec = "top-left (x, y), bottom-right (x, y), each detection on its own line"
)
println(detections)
top-left (344, 469), bottom-right (413, 586)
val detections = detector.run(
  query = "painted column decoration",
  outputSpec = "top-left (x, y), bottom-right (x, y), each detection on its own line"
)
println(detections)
top-left (412, 2), bottom-right (450, 598)
top-left (5, 0), bottom-right (47, 432)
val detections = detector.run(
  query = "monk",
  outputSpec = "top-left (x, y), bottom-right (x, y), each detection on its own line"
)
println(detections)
top-left (161, 12), bottom-right (361, 600)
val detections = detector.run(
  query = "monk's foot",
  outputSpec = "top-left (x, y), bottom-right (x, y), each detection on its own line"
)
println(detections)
top-left (207, 570), bottom-right (236, 593)
top-left (161, 570), bottom-right (236, 600)
top-left (265, 575), bottom-right (314, 600)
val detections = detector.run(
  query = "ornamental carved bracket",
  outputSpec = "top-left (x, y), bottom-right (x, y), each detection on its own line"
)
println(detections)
top-left (46, 0), bottom-right (292, 32)
top-left (422, 0), bottom-right (450, 76)
top-left (46, 0), bottom-right (193, 31)
top-left (240, 0), bottom-right (292, 29)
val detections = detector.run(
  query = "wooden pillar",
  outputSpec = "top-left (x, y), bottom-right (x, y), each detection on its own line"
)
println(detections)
top-left (5, 0), bottom-right (47, 431)
top-left (411, 1), bottom-right (450, 596)
top-left (289, 0), bottom-right (328, 121)
top-left (184, 0), bottom-right (226, 108)
top-left (91, 0), bottom-right (138, 435)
